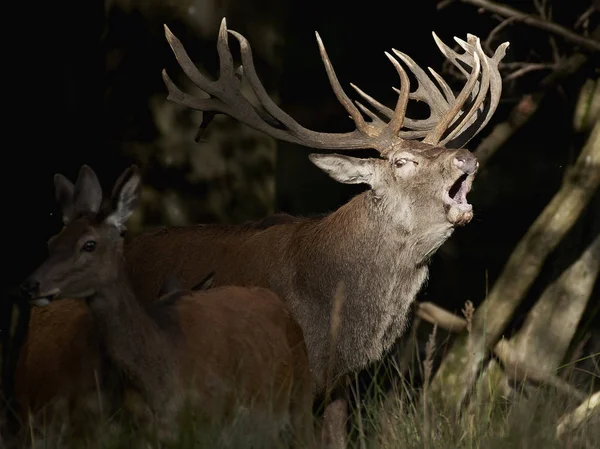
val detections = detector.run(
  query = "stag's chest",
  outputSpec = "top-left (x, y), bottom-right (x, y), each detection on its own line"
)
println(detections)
top-left (358, 262), bottom-right (429, 356)
top-left (381, 265), bottom-right (428, 339)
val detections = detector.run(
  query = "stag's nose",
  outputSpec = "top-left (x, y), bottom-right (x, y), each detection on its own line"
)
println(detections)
top-left (20, 278), bottom-right (40, 299)
top-left (453, 151), bottom-right (479, 175)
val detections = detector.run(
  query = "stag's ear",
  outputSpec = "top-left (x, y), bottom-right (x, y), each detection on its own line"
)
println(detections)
top-left (73, 165), bottom-right (103, 216)
top-left (54, 174), bottom-right (75, 225)
top-left (309, 154), bottom-right (376, 186)
top-left (106, 166), bottom-right (141, 230)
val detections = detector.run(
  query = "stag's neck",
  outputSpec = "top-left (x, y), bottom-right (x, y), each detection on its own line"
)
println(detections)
top-left (321, 191), bottom-right (451, 263)
top-left (86, 261), bottom-right (178, 403)
top-left (285, 191), bottom-right (452, 390)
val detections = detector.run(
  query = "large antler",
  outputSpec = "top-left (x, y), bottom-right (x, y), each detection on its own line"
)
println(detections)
top-left (162, 18), bottom-right (509, 153)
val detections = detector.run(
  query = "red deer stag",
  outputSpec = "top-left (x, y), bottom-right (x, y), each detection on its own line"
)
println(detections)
top-left (135, 19), bottom-right (507, 391)
top-left (15, 17), bottom-right (507, 435)
top-left (18, 165), bottom-right (312, 443)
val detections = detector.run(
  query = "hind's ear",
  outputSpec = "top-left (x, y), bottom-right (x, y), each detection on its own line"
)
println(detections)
top-left (106, 165), bottom-right (141, 231)
top-left (54, 174), bottom-right (74, 225)
top-left (73, 165), bottom-right (103, 216)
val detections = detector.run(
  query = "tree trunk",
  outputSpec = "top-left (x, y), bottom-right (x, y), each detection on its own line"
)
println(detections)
top-left (430, 113), bottom-right (600, 412)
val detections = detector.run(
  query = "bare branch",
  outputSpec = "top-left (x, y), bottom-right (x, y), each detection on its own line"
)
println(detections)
top-left (504, 63), bottom-right (555, 81)
top-left (574, 6), bottom-right (596, 32)
top-left (484, 17), bottom-right (518, 55)
top-left (574, 78), bottom-right (600, 133)
top-left (415, 301), bottom-right (589, 401)
top-left (473, 25), bottom-right (599, 168)
top-left (415, 301), bottom-right (468, 333)
top-left (493, 342), bottom-right (588, 401)
top-left (513, 235), bottom-right (599, 375)
top-left (471, 233), bottom-right (600, 409)
top-left (460, 0), bottom-right (600, 52)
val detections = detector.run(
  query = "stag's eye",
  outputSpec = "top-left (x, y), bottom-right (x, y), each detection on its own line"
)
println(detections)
top-left (82, 240), bottom-right (97, 252)
top-left (393, 157), bottom-right (418, 169)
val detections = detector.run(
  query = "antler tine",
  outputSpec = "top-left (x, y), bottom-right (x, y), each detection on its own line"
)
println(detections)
top-left (392, 49), bottom-right (451, 129)
top-left (164, 24), bottom-right (219, 96)
top-left (163, 22), bottom-right (308, 145)
top-left (165, 19), bottom-right (380, 150)
top-left (227, 29), bottom-right (309, 135)
top-left (350, 83), bottom-right (394, 119)
top-left (431, 33), bottom-right (509, 148)
top-left (333, 50), bottom-right (411, 141)
top-left (314, 33), bottom-right (372, 135)
top-left (423, 41), bottom-right (481, 146)
top-left (355, 101), bottom-right (386, 125)
top-left (438, 36), bottom-right (491, 146)
top-left (426, 68), bottom-right (455, 104)
top-left (444, 38), bottom-right (509, 148)
top-left (383, 52), bottom-right (410, 135)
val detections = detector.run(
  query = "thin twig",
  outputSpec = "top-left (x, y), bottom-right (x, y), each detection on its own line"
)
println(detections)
top-left (484, 17), bottom-right (518, 55)
top-left (504, 63), bottom-right (556, 81)
top-left (531, 0), bottom-right (564, 65)
top-left (533, 0), bottom-right (549, 20)
top-left (472, 23), bottom-right (598, 168)
top-left (574, 6), bottom-right (596, 31)
top-left (461, 0), bottom-right (600, 52)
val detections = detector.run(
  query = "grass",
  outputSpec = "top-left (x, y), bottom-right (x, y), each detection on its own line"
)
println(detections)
top-left (3, 346), bottom-right (598, 449)
top-left (3, 295), bottom-right (598, 449)
top-left (6, 383), bottom-right (599, 449)
top-left (348, 380), bottom-right (599, 449)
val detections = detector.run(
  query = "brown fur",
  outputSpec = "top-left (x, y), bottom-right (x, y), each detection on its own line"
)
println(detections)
top-left (15, 300), bottom-right (103, 417)
top-left (15, 30), bottom-right (492, 427)
top-left (17, 144), bottom-right (478, 419)
top-left (15, 167), bottom-right (313, 443)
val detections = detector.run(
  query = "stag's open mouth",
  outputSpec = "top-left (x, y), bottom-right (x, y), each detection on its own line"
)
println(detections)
top-left (444, 173), bottom-right (475, 226)
top-left (30, 289), bottom-right (60, 307)
top-left (448, 174), bottom-right (470, 205)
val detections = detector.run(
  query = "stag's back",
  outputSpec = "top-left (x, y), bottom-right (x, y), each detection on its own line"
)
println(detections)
top-left (124, 220), bottom-right (303, 301)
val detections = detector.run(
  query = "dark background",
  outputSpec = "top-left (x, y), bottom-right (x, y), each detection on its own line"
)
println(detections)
top-left (3, 0), bottom-right (599, 352)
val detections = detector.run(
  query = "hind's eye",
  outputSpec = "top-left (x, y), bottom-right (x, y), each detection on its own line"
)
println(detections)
top-left (82, 240), bottom-right (97, 252)
top-left (394, 158), bottom-right (408, 168)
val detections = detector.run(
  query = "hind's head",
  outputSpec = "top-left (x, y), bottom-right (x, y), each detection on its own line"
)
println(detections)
top-left (20, 165), bottom-right (141, 305)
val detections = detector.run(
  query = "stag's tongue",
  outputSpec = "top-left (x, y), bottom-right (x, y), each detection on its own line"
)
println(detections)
top-left (449, 174), bottom-right (469, 204)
